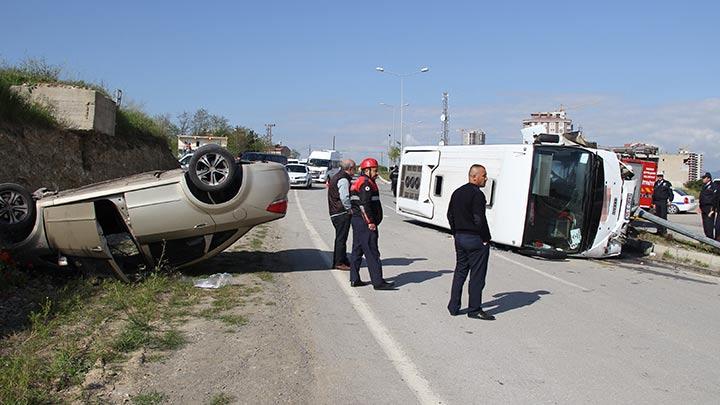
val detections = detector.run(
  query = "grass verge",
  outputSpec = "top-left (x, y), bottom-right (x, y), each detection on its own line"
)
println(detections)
top-left (0, 271), bottom-right (206, 404)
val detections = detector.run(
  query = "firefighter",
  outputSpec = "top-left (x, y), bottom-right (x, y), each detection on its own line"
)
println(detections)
top-left (651, 172), bottom-right (673, 236)
top-left (348, 158), bottom-right (396, 290)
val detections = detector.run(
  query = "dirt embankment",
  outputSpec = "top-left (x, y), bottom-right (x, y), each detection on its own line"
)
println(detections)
top-left (0, 123), bottom-right (179, 191)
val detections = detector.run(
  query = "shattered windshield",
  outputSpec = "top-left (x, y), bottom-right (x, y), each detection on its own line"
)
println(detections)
top-left (523, 147), bottom-right (596, 253)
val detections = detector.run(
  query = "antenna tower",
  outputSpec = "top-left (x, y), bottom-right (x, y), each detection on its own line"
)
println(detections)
top-left (265, 123), bottom-right (276, 144)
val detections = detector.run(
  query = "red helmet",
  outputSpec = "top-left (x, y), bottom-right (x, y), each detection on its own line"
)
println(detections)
top-left (360, 158), bottom-right (379, 169)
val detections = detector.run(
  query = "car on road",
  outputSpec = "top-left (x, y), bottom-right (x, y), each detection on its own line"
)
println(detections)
top-left (0, 144), bottom-right (289, 281)
top-left (669, 188), bottom-right (697, 214)
top-left (178, 152), bottom-right (193, 170)
top-left (286, 164), bottom-right (312, 188)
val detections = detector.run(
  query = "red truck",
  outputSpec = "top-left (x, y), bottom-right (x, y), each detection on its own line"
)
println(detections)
top-left (621, 157), bottom-right (657, 209)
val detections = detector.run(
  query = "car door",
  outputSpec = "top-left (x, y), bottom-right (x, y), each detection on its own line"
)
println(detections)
top-left (44, 202), bottom-right (114, 259)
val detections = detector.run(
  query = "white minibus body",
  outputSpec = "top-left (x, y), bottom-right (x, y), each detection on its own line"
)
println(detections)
top-left (396, 142), bottom-right (636, 258)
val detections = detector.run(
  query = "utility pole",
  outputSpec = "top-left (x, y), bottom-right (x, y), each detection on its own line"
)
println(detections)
top-left (265, 123), bottom-right (276, 144)
top-left (441, 92), bottom-right (449, 145)
top-left (332, 136), bottom-right (335, 150)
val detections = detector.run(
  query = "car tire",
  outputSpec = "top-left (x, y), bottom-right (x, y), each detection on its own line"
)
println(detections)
top-left (187, 145), bottom-right (238, 192)
top-left (0, 183), bottom-right (37, 241)
top-left (667, 204), bottom-right (679, 215)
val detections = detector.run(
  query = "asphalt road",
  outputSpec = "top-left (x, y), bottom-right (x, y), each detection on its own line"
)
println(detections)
top-left (276, 182), bottom-right (720, 404)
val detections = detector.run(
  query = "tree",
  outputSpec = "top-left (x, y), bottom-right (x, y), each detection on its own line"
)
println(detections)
top-left (289, 149), bottom-right (301, 159)
top-left (209, 114), bottom-right (231, 136)
top-left (388, 146), bottom-right (401, 165)
top-left (177, 111), bottom-right (191, 135)
top-left (191, 108), bottom-right (211, 134)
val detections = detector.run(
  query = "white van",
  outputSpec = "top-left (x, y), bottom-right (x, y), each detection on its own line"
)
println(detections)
top-left (307, 150), bottom-right (342, 183)
top-left (396, 136), bottom-right (636, 258)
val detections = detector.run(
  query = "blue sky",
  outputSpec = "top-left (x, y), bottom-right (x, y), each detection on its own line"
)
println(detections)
top-left (4, 1), bottom-right (720, 170)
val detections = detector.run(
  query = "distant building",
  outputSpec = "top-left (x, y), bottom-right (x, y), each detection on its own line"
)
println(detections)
top-left (462, 129), bottom-right (486, 145)
top-left (658, 148), bottom-right (704, 186)
top-left (266, 144), bottom-right (291, 157)
top-left (177, 134), bottom-right (228, 155)
top-left (522, 106), bottom-right (573, 135)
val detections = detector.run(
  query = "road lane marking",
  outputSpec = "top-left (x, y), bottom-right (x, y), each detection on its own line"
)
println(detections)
top-left (495, 252), bottom-right (592, 292)
top-left (383, 203), bottom-right (395, 215)
top-left (293, 190), bottom-right (445, 405)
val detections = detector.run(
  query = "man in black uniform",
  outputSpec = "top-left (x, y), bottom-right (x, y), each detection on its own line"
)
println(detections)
top-left (348, 158), bottom-right (395, 290)
top-left (389, 165), bottom-right (399, 197)
top-left (327, 159), bottom-right (356, 270)
top-left (447, 164), bottom-right (494, 320)
top-left (652, 172), bottom-right (673, 236)
top-left (698, 172), bottom-right (717, 239)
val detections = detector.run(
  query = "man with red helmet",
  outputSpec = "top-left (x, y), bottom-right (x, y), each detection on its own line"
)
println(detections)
top-left (348, 157), bottom-right (396, 290)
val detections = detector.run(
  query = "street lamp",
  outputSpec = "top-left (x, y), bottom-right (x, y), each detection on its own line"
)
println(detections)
top-left (376, 66), bottom-right (430, 152)
top-left (379, 102), bottom-right (409, 147)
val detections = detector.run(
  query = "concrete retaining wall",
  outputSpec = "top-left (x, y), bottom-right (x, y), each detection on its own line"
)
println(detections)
top-left (10, 84), bottom-right (116, 135)
top-left (0, 124), bottom-right (178, 192)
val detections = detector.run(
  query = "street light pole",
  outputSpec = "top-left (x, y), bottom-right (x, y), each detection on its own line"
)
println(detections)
top-left (376, 66), bottom-right (429, 153)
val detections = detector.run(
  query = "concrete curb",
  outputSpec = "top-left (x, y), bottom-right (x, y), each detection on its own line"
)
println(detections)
top-left (650, 243), bottom-right (720, 276)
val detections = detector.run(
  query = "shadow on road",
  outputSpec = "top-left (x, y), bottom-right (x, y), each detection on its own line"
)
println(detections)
top-left (184, 248), bottom-right (332, 276)
top-left (386, 269), bottom-right (453, 287)
top-left (382, 257), bottom-right (427, 266)
top-left (481, 290), bottom-right (551, 316)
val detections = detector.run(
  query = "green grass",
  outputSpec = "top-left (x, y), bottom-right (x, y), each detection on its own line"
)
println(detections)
top-left (0, 272), bottom-right (203, 404)
top-left (209, 392), bottom-right (235, 405)
top-left (132, 391), bottom-right (166, 405)
top-left (256, 271), bottom-right (274, 282)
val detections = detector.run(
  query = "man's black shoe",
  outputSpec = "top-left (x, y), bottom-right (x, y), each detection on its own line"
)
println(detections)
top-left (350, 280), bottom-right (369, 287)
top-left (373, 281), bottom-right (396, 290)
top-left (448, 308), bottom-right (459, 316)
top-left (468, 310), bottom-right (495, 320)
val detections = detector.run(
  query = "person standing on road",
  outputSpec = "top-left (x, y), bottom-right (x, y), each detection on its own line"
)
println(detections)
top-left (348, 158), bottom-right (395, 290)
top-left (447, 164), bottom-right (495, 320)
top-left (328, 160), bottom-right (356, 270)
top-left (698, 172), bottom-right (717, 239)
top-left (651, 172), bottom-right (673, 236)
top-left (390, 165), bottom-right (399, 197)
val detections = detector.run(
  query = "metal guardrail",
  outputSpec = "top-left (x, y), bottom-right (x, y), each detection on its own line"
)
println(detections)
top-left (635, 208), bottom-right (720, 250)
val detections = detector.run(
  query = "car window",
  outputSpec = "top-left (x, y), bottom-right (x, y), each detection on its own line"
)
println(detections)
top-left (673, 189), bottom-right (687, 196)
top-left (286, 165), bottom-right (307, 173)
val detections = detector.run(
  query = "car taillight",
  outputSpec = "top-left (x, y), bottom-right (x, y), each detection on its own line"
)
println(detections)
top-left (266, 199), bottom-right (288, 214)
top-left (684, 197), bottom-right (689, 204)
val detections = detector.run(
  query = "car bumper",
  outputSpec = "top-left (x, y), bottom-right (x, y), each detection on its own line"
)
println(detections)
top-left (676, 202), bottom-right (698, 212)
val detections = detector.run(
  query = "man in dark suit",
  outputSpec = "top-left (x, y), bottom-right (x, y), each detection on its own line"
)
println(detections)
top-left (698, 172), bottom-right (717, 239)
top-left (652, 172), bottom-right (673, 236)
top-left (447, 164), bottom-right (494, 320)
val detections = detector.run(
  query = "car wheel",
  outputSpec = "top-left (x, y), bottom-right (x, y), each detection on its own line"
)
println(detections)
top-left (187, 145), bottom-right (237, 192)
top-left (0, 183), bottom-right (36, 240)
top-left (667, 204), bottom-right (679, 214)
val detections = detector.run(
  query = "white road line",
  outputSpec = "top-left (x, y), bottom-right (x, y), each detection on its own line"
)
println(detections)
top-left (383, 203), bottom-right (395, 215)
top-left (495, 252), bottom-right (592, 292)
top-left (293, 190), bottom-right (445, 405)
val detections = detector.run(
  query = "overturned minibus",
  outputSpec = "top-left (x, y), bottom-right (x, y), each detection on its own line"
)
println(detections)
top-left (395, 131), bottom-right (636, 258)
